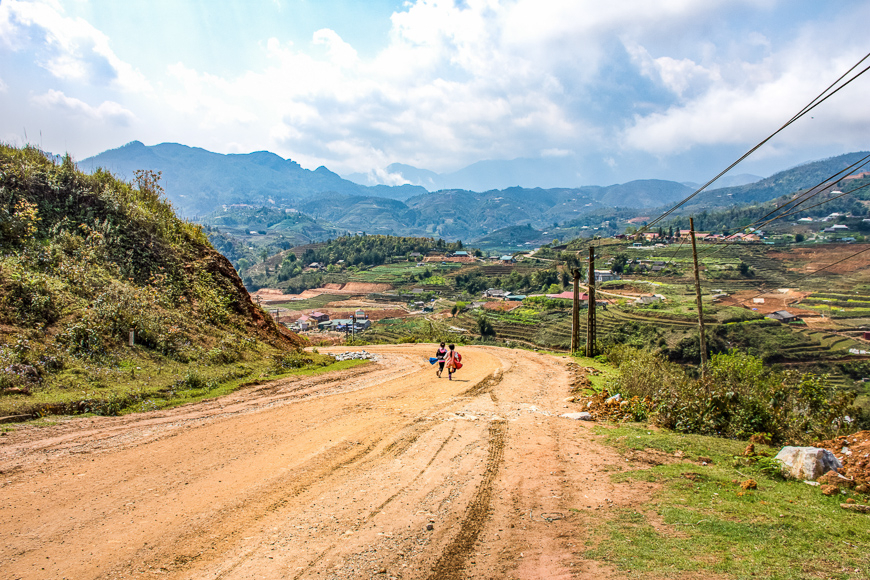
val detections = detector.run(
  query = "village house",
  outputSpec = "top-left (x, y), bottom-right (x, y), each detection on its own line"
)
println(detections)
top-left (309, 311), bottom-right (330, 323)
top-left (294, 314), bottom-right (313, 331)
top-left (636, 295), bottom-right (663, 305)
top-left (483, 288), bottom-right (510, 299)
top-left (766, 310), bottom-right (801, 324)
top-left (594, 270), bottom-right (620, 283)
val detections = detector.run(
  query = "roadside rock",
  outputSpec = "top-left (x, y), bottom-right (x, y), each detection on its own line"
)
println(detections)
top-left (821, 484), bottom-right (840, 496)
top-left (561, 412), bottom-right (593, 421)
top-left (814, 430), bottom-right (870, 490)
top-left (817, 470), bottom-right (855, 489)
top-left (775, 446), bottom-right (842, 480)
top-left (840, 503), bottom-right (870, 513)
top-left (332, 350), bottom-right (379, 362)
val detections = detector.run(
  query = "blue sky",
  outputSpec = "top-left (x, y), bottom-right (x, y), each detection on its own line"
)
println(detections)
top-left (2, 0), bottom-right (869, 187)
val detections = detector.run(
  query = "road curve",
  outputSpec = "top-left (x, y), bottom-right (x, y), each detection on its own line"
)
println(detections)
top-left (0, 345), bottom-right (650, 580)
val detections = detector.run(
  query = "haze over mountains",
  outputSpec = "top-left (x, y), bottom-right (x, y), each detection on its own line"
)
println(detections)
top-left (80, 141), bottom-right (869, 241)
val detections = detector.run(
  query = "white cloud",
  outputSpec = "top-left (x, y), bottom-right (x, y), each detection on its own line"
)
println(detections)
top-left (370, 167), bottom-right (411, 186)
top-left (0, 75), bottom-right (7, 93)
top-left (32, 89), bottom-right (135, 125)
top-left (622, 30), bottom-right (870, 156)
top-left (312, 29), bottom-right (358, 68)
top-left (0, 0), bottom-right (150, 92)
top-left (542, 148), bottom-right (573, 157)
top-left (4, 0), bottom-right (868, 183)
top-left (627, 44), bottom-right (720, 98)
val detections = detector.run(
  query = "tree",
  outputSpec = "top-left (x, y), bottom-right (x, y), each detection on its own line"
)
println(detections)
top-left (795, 233), bottom-right (805, 243)
top-left (611, 254), bottom-right (628, 274)
top-left (477, 315), bottom-right (495, 337)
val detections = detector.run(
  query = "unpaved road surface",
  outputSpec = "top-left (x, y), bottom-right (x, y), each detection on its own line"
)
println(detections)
top-left (1, 345), bottom-right (651, 579)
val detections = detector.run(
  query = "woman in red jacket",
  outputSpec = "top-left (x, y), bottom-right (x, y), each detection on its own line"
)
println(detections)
top-left (444, 344), bottom-right (461, 380)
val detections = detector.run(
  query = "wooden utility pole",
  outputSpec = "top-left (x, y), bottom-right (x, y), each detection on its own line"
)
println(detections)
top-left (689, 217), bottom-right (708, 378)
top-left (586, 246), bottom-right (596, 357)
top-left (571, 268), bottom-right (580, 352)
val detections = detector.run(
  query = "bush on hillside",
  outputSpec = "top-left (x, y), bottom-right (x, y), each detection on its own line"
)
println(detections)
top-left (0, 144), bottom-right (296, 390)
top-left (604, 345), bottom-right (863, 444)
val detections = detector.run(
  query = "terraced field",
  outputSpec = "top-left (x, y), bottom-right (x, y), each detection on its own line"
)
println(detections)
top-left (270, 294), bottom-right (351, 311)
top-left (347, 263), bottom-right (422, 283)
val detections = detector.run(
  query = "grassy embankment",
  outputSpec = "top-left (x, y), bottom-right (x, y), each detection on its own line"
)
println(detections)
top-left (0, 145), bottom-right (368, 421)
top-left (589, 423), bottom-right (868, 580)
top-left (568, 351), bottom-right (867, 579)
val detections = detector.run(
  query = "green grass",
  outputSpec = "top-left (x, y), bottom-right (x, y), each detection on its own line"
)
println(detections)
top-left (271, 294), bottom-right (350, 310)
top-left (2, 356), bottom-right (369, 421)
top-left (587, 424), bottom-right (870, 579)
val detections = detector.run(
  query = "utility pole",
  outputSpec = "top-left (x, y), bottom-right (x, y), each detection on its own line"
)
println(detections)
top-left (571, 268), bottom-right (580, 353)
top-left (689, 217), bottom-right (708, 379)
top-left (586, 246), bottom-right (596, 358)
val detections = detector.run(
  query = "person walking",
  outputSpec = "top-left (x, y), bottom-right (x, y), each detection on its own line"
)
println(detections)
top-left (444, 343), bottom-right (462, 380)
top-left (434, 342), bottom-right (448, 378)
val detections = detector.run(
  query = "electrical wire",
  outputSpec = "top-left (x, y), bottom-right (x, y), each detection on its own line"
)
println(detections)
top-left (696, 179), bottom-right (870, 261)
top-left (636, 51), bottom-right (870, 234)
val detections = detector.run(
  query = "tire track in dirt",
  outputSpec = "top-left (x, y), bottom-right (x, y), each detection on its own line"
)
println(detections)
top-left (460, 369), bottom-right (503, 398)
top-left (178, 357), bottom-right (503, 579)
top-left (287, 422), bottom-right (461, 580)
top-left (425, 419), bottom-right (507, 580)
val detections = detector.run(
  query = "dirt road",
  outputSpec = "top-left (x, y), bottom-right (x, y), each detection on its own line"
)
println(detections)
top-left (0, 346), bottom-right (650, 580)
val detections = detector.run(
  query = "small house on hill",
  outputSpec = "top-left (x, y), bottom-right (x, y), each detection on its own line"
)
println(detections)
top-left (545, 291), bottom-right (575, 300)
top-left (499, 255), bottom-right (515, 264)
top-left (309, 311), bottom-right (330, 323)
top-left (594, 270), bottom-right (620, 283)
top-left (767, 310), bottom-right (800, 324)
top-left (637, 295), bottom-right (663, 305)
top-left (484, 288), bottom-right (509, 299)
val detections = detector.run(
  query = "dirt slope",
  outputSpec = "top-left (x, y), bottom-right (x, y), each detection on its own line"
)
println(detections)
top-left (0, 346), bottom-right (653, 580)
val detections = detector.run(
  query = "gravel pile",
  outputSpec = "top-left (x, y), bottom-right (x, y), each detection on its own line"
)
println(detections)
top-left (332, 350), bottom-right (379, 362)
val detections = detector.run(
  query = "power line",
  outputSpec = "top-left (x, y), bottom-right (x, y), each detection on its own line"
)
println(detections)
top-left (770, 181), bottom-right (870, 222)
top-left (734, 243), bottom-right (870, 308)
top-left (637, 51), bottom-right (870, 233)
top-left (695, 175), bottom-right (870, 261)
top-left (653, 145), bottom-right (870, 266)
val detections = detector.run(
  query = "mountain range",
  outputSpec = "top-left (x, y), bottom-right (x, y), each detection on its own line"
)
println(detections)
top-left (80, 141), bottom-right (869, 242)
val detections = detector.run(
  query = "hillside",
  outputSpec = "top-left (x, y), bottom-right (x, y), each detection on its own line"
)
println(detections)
top-left (680, 151), bottom-right (870, 212)
top-left (0, 145), bottom-right (305, 418)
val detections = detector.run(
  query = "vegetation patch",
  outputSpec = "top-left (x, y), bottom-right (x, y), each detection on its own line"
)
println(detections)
top-left (587, 424), bottom-right (870, 580)
top-left (0, 145), bottom-right (302, 420)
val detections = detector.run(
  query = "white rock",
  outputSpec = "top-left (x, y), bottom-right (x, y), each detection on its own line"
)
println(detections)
top-left (605, 394), bottom-right (622, 404)
top-left (561, 412), bottom-right (593, 421)
top-left (775, 446), bottom-right (843, 481)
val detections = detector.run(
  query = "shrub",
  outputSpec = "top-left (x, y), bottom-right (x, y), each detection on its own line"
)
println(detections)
top-left (477, 315), bottom-right (496, 337)
top-left (605, 346), bottom-right (859, 444)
